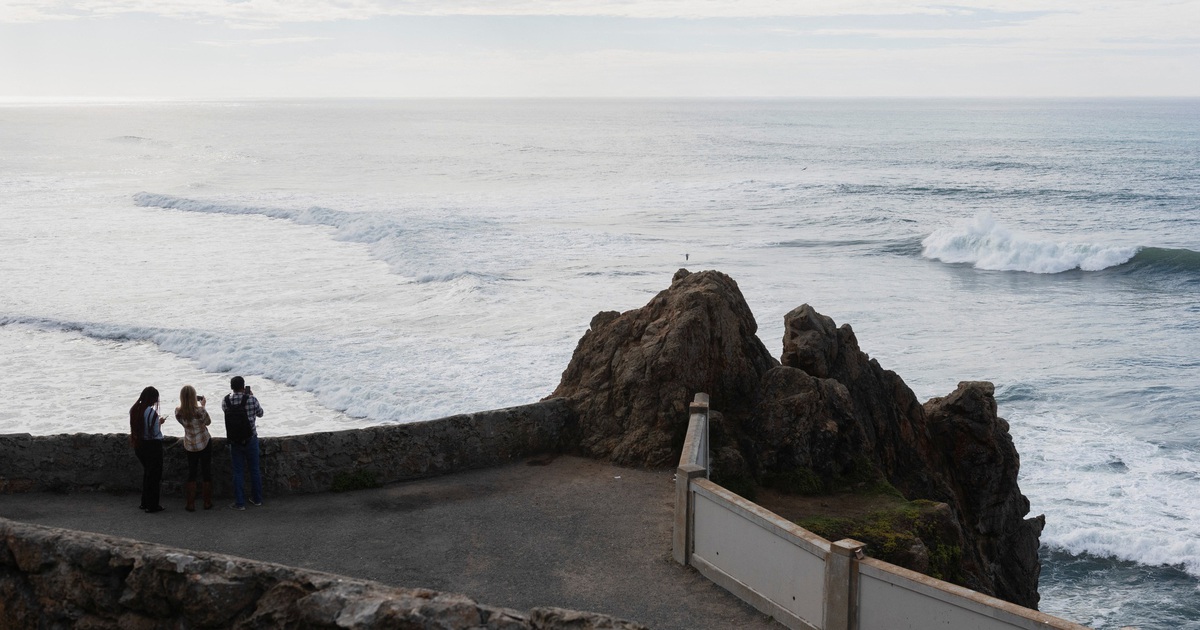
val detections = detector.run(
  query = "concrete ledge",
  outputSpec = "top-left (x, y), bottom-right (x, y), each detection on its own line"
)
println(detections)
top-left (857, 559), bottom-right (1090, 630)
top-left (0, 398), bottom-right (576, 497)
top-left (0, 517), bottom-right (646, 629)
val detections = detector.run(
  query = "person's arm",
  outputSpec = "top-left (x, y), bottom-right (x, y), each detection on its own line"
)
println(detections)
top-left (244, 386), bottom-right (264, 418)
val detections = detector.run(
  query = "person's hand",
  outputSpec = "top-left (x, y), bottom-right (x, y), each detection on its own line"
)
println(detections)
top-left (244, 386), bottom-right (252, 396)
top-left (198, 395), bottom-right (206, 407)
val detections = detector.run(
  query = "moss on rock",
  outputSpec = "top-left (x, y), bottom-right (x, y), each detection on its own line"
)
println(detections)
top-left (795, 499), bottom-right (965, 586)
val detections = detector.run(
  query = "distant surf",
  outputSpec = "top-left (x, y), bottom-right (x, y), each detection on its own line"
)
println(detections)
top-left (921, 214), bottom-right (1139, 274)
top-left (132, 192), bottom-right (498, 285)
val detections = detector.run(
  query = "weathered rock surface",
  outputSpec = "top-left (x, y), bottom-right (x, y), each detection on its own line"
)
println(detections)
top-left (551, 269), bottom-right (1043, 609)
top-left (0, 518), bottom-right (647, 630)
top-left (925, 381), bottom-right (1046, 610)
top-left (550, 269), bottom-right (778, 467)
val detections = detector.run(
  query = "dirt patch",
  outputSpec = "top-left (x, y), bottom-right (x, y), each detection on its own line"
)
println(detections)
top-left (753, 487), bottom-right (908, 525)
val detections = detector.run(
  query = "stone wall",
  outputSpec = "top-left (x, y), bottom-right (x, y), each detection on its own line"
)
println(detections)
top-left (0, 399), bottom-right (576, 497)
top-left (0, 517), bottom-right (644, 629)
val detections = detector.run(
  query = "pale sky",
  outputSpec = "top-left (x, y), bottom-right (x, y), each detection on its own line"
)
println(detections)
top-left (2, 1), bottom-right (1198, 98)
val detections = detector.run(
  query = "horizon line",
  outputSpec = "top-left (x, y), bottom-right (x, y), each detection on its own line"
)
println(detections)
top-left (3, 95), bottom-right (1200, 104)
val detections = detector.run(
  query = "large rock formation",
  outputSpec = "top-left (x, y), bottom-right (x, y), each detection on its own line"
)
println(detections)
top-left (550, 269), bottom-right (778, 467)
top-left (550, 269), bottom-right (1044, 609)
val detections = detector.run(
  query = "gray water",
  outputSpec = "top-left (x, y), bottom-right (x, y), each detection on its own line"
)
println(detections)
top-left (1, 99), bottom-right (1197, 628)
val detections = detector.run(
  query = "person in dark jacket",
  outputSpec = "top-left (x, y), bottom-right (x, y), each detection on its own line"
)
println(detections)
top-left (129, 386), bottom-right (165, 513)
top-left (222, 376), bottom-right (264, 510)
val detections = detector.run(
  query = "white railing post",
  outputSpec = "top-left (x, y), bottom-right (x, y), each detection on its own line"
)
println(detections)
top-left (674, 392), bottom-right (711, 566)
top-left (690, 393), bottom-right (710, 475)
top-left (673, 463), bottom-right (706, 565)
top-left (824, 539), bottom-right (866, 630)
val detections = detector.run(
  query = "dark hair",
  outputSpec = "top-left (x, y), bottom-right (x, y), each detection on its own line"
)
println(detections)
top-left (129, 386), bottom-right (160, 440)
top-left (231, 376), bottom-right (245, 392)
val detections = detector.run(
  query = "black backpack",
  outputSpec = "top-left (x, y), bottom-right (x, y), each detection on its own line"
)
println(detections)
top-left (224, 394), bottom-right (253, 445)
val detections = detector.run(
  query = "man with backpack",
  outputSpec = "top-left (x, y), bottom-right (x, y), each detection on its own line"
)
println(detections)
top-left (222, 376), bottom-right (264, 511)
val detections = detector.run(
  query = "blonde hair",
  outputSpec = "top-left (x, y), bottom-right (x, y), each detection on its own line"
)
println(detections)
top-left (177, 385), bottom-right (201, 420)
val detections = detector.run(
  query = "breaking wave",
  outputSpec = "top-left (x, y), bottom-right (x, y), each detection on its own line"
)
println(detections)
top-left (132, 192), bottom-right (501, 285)
top-left (921, 214), bottom-right (1138, 274)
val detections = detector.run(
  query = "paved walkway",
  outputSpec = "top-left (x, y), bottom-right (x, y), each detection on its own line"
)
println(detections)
top-left (0, 455), bottom-right (778, 630)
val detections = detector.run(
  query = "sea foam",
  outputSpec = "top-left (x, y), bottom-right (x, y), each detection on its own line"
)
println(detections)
top-left (132, 192), bottom-right (496, 284)
top-left (921, 214), bottom-right (1138, 274)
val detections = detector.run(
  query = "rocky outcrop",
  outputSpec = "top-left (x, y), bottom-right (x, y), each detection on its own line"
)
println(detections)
top-left (778, 305), bottom-right (948, 500)
top-left (551, 269), bottom-right (1043, 609)
top-left (0, 517), bottom-right (646, 629)
top-left (925, 382), bottom-right (1045, 610)
top-left (774, 305), bottom-right (1043, 608)
top-left (550, 269), bottom-right (778, 467)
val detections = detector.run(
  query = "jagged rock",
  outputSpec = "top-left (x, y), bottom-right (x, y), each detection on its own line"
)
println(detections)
top-left (780, 305), bottom-right (948, 501)
top-left (925, 381), bottom-right (1046, 610)
top-left (549, 269), bottom-right (778, 467)
top-left (777, 306), bottom-right (1041, 608)
top-left (747, 366), bottom-right (868, 484)
top-left (551, 271), bottom-right (1043, 609)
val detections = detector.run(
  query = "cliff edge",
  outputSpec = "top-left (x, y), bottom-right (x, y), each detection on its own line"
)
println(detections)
top-left (549, 269), bottom-right (1044, 609)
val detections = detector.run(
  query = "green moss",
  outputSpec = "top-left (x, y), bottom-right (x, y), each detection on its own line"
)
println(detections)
top-left (927, 544), bottom-right (963, 583)
top-left (331, 469), bottom-right (380, 493)
top-left (761, 458), bottom-right (902, 499)
top-left (796, 500), bottom-right (966, 588)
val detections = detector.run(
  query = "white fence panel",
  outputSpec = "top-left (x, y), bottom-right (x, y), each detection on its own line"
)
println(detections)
top-left (857, 561), bottom-right (1088, 630)
top-left (691, 485), bottom-right (827, 626)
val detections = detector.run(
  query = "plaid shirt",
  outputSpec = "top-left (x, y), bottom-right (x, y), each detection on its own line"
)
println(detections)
top-left (222, 392), bottom-right (264, 438)
top-left (175, 408), bottom-right (212, 452)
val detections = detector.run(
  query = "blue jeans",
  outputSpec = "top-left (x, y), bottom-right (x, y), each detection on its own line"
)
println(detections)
top-left (230, 435), bottom-right (262, 507)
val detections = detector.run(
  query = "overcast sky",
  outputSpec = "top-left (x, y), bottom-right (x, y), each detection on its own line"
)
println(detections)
top-left (3, 1), bottom-right (1198, 99)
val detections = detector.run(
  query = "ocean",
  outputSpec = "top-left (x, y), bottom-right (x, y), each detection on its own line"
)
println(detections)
top-left (0, 99), bottom-right (1197, 628)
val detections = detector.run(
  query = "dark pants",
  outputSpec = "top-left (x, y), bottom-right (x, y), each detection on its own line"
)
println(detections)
top-left (135, 439), bottom-right (163, 509)
top-left (186, 442), bottom-right (213, 482)
top-left (230, 435), bottom-right (263, 507)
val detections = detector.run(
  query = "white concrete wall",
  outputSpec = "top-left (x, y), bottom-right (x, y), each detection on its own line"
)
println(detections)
top-left (856, 560), bottom-right (1089, 630)
top-left (691, 481), bottom-right (828, 628)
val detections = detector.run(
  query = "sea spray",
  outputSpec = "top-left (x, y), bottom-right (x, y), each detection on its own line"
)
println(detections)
top-left (921, 214), bottom-right (1138, 273)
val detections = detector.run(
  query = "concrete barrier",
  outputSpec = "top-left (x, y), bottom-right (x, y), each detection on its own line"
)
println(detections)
top-left (672, 393), bottom-right (1089, 630)
top-left (0, 398), bottom-right (575, 497)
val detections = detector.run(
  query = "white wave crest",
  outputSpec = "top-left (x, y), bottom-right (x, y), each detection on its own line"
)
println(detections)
top-left (921, 214), bottom-right (1138, 273)
top-left (132, 192), bottom-right (497, 283)
top-left (1050, 528), bottom-right (1200, 578)
top-left (1014, 408), bottom-right (1200, 581)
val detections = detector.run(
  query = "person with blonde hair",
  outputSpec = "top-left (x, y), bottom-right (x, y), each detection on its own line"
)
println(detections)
top-left (175, 384), bottom-right (213, 511)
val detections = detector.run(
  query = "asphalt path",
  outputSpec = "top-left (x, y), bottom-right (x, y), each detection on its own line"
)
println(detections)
top-left (0, 455), bottom-right (779, 630)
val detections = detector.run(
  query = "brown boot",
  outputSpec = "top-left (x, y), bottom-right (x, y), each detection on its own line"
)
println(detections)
top-left (202, 482), bottom-right (213, 510)
top-left (185, 482), bottom-right (197, 512)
